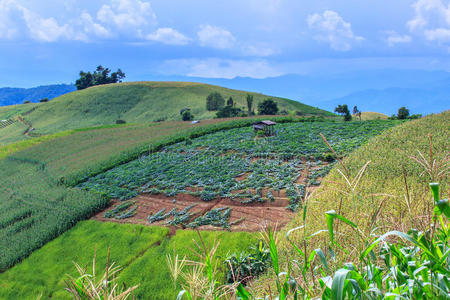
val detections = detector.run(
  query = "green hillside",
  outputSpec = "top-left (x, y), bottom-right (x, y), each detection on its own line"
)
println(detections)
top-left (0, 82), bottom-right (333, 145)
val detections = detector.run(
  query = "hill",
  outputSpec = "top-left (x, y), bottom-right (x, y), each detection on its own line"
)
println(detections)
top-left (0, 81), bottom-right (333, 145)
top-left (0, 84), bottom-right (76, 106)
top-left (354, 111), bottom-right (388, 120)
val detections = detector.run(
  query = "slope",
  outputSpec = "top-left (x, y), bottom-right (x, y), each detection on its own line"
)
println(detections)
top-left (0, 82), bottom-right (332, 139)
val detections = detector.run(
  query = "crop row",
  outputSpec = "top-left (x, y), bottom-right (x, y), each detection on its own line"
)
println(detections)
top-left (79, 121), bottom-right (400, 217)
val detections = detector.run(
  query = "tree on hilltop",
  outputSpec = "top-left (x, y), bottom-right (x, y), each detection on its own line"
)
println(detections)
top-left (75, 65), bottom-right (125, 90)
top-left (335, 104), bottom-right (352, 121)
top-left (353, 106), bottom-right (361, 120)
top-left (397, 107), bottom-right (410, 119)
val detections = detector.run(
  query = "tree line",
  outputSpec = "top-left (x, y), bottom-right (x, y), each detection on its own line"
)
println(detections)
top-left (206, 92), bottom-right (279, 118)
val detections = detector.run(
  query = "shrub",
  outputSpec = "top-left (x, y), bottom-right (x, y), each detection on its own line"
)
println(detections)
top-left (181, 110), bottom-right (194, 121)
top-left (153, 116), bottom-right (167, 122)
top-left (23, 100), bottom-right (31, 104)
top-left (258, 99), bottom-right (279, 115)
top-left (39, 98), bottom-right (49, 103)
top-left (115, 119), bottom-right (126, 124)
top-left (216, 106), bottom-right (242, 118)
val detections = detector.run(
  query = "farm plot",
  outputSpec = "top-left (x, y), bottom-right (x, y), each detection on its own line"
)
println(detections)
top-left (80, 120), bottom-right (400, 230)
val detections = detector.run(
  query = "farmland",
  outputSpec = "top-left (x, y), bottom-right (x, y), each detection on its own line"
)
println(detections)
top-left (0, 116), bottom-right (326, 271)
top-left (79, 120), bottom-right (401, 231)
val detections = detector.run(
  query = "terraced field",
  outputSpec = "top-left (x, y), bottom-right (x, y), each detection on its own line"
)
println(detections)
top-left (80, 121), bottom-right (401, 231)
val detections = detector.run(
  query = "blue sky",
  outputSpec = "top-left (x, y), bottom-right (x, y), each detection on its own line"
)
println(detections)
top-left (1, 0), bottom-right (450, 87)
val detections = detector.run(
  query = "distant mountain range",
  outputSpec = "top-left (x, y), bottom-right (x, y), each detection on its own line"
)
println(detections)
top-left (1, 69), bottom-right (449, 115)
top-left (0, 84), bottom-right (76, 106)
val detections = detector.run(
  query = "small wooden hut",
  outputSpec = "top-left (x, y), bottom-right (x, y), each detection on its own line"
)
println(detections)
top-left (252, 120), bottom-right (276, 136)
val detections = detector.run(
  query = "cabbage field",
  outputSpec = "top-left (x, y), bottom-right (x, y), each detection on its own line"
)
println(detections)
top-left (79, 120), bottom-right (400, 224)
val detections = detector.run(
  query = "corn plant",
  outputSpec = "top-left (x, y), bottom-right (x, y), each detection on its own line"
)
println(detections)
top-left (64, 248), bottom-right (138, 300)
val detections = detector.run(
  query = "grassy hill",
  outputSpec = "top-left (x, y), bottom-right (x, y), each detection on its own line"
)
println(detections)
top-left (0, 82), bottom-right (333, 145)
top-left (354, 111), bottom-right (388, 120)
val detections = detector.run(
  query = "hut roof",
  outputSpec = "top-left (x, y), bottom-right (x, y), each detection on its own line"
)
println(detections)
top-left (256, 120), bottom-right (276, 126)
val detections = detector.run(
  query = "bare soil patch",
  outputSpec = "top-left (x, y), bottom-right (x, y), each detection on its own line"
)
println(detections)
top-left (92, 192), bottom-right (294, 232)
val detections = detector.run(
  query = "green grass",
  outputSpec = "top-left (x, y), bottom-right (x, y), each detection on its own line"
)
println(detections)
top-left (0, 221), bottom-right (256, 300)
top-left (119, 230), bottom-right (258, 299)
top-left (0, 221), bottom-right (169, 299)
top-left (0, 82), bottom-right (333, 145)
top-left (0, 121), bottom-right (29, 145)
top-left (0, 104), bottom-right (39, 120)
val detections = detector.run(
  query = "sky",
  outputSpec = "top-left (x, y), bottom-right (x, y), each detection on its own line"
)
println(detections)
top-left (1, 0), bottom-right (450, 87)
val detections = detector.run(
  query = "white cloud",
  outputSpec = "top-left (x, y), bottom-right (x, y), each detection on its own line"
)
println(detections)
top-left (161, 58), bottom-right (284, 79)
top-left (97, 0), bottom-right (157, 37)
top-left (307, 10), bottom-right (364, 51)
top-left (0, 0), bottom-right (70, 42)
top-left (146, 27), bottom-right (190, 45)
top-left (78, 12), bottom-right (111, 40)
top-left (197, 25), bottom-right (236, 49)
top-left (0, 0), bottom-right (22, 39)
top-left (407, 0), bottom-right (450, 44)
top-left (0, 0), bottom-right (190, 45)
top-left (385, 31), bottom-right (412, 46)
top-left (241, 45), bottom-right (278, 57)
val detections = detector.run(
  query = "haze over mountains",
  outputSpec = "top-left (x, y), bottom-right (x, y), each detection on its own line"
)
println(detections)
top-left (1, 69), bottom-right (449, 115)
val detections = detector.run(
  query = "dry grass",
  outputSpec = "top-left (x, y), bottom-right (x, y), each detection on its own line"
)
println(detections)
top-left (354, 111), bottom-right (388, 120)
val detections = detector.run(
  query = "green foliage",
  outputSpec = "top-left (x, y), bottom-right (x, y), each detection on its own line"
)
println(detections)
top-left (246, 94), bottom-right (253, 115)
top-left (39, 98), bottom-right (49, 103)
top-left (397, 106), bottom-right (410, 119)
top-left (225, 240), bottom-right (271, 284)
top-left (232, 190), bottom-right (450, 299)
top-left (186, 207), bottom-right (234, 230)
top-left (104, 200), bottom-right (136, 218)
top-left (227, 96), bottom-right (234, 107)
top-left (181, 109), bottom-right (194, 121)
top-left (258, 98), bottom-right (279, 115)
top-left (115, 119), bottom-right (126, 124)
top-left (206, 92), bottom-right (225, 111)
top-left (75, 65), bottom-right (125, 90)
top-left (0, 221), bottom-right (169, 299)
top-left (215, 105), bottom-right (242, 118)
top-left (335, 104), bottom-right (352, 121)
top-left (78, 121), bottom-right (399, 214)
top-left (0, 159), bottom-right (109, 271)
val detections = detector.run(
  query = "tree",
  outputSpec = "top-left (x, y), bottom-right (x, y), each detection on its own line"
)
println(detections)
top-left (182, 110), bottom-right (194, 121)
top-left (397, 107), bottom-right (410, 119)
top-left (353, 106), bottom-right (361, 120)
top-left (246, 94), bottom-right (253, 115)
top-left (335, 104), bottom-right (352, 121)
top-left (75, 65), bottom-right (125, 90)
top-left (227, 96), bottom-right (234, 107)
top-left (258, 99), bottom-right (279, 115)
top-left (206, 92), bottom-right (225, 111)
top-left (216, 106), bottom-right (241, 118)
top-left (40, 98), bottom-right (49, 103)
